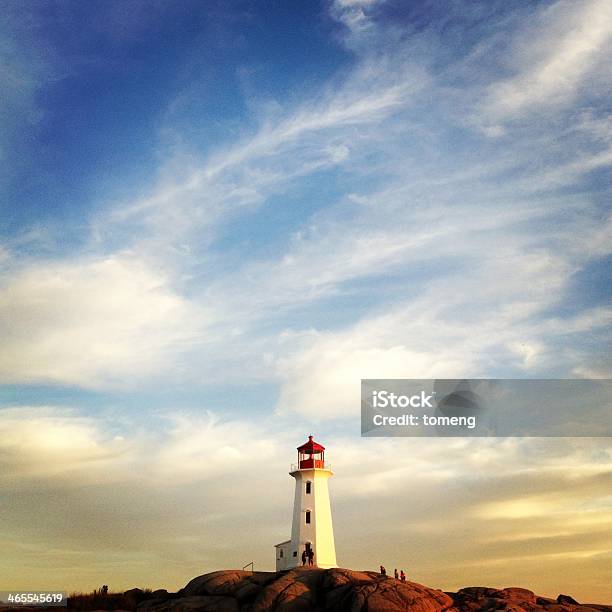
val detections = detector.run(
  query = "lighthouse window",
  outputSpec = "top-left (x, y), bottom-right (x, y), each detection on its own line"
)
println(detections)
top-left (305, 510), bottom-right (311, 524)
top-left (306, 481), bottom-right (311, 494)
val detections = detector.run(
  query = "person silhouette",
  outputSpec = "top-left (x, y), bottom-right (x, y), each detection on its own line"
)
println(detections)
top-left (400, 570), bottom-right (406, 582)
top-left (301, 550), bottom-right (307, 566)
top-left (308, 548), bottom-right (315, 566)
top-left (380, 565), bottom-right (386, 576)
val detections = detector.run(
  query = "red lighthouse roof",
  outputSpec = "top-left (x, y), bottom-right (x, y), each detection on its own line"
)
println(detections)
top-left (297, 435), bottom-right (325, 453)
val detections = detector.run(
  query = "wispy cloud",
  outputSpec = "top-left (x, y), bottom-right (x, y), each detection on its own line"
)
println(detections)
top-left (2, 0), bottom-right (610, 395)
top-left (483, 0), bottom-right (612, 122)
top-left (100, 58), bottom-right (423, 247)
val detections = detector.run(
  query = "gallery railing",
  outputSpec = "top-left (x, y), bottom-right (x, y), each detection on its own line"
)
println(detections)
top-left (290, 461), bottom-right (332, 471)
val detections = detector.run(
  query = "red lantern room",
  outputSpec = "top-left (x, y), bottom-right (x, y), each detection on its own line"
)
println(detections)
top-left (297, 435), bottom-right (325, 469)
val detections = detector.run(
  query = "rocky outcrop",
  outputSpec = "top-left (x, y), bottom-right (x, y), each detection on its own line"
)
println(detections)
top-left (3, 569), bottom-right (608, 612)
top-left (133, 568), bottom-right (611, 612)
top-left (448, 585), bottom-right (608, 611)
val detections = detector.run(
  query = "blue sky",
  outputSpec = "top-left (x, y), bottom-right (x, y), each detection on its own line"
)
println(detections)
top-left (1, 0), bottom-right (611, 600)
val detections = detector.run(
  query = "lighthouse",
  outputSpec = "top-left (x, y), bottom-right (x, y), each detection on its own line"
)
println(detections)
top-left (274, 436), bottom-right (338, 571)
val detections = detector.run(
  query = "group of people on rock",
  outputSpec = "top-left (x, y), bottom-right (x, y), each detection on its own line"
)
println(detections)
top-left (301, 548), bottom-right (315, 566)
top-left (379, 566), bottom-right (406, 582)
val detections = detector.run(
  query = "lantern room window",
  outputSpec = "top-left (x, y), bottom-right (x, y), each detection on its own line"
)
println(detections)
top-left (297, 435), bottom-right (326, 469)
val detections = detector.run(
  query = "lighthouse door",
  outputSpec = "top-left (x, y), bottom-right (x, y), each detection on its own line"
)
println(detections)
top-left (305, 542), bottom-right (311, 554)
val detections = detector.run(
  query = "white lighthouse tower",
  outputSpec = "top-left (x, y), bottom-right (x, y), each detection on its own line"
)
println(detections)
top-left (274, 436), bottom-right (337, 570)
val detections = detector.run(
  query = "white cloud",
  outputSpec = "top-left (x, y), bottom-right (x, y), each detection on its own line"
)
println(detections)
top-left (0, 254), bottom-right (204, 388)
top-left (330, 0), bottom-right (380, 34)
top-left (0, 406), bottom-right (284, 486)
top-left (273, 249), bottom-right (609, 419)
top-left (484, 0), bottom-right (612, 120)
top-left (0, 406), bottom-right (134, 482)
top-left (276, 335), bottom-right (471, 419)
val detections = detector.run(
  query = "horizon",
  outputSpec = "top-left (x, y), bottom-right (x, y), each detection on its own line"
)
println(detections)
top-left (1, 0), bottom-right (611, 603)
